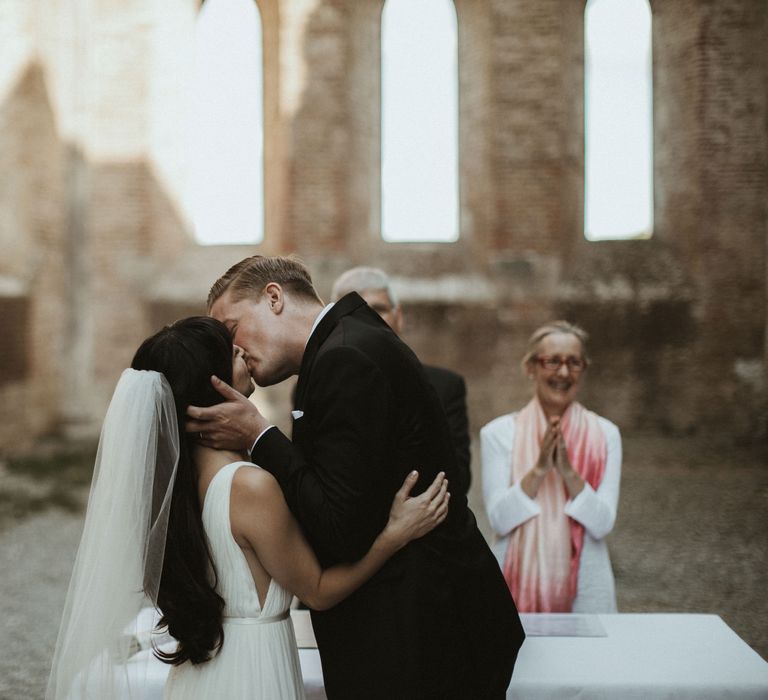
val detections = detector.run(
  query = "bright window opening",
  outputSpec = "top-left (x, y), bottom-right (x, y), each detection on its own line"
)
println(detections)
top-left (585, 0), bottom-right (653, 240)
top-left (190, 0), bottom-right (264, 245)
top-left (381, 0), bottom-right (459, 243)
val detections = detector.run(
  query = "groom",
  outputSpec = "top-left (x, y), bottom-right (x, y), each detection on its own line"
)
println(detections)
top-left (188, 255), bottom-right (524, 699)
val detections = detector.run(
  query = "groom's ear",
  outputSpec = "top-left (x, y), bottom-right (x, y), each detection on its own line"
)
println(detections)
top-left (264, 282), bottom-right (284, 314)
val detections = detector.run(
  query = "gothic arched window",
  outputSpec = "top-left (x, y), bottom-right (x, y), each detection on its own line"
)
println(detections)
top-left (585, 0), bottom-right (653, 240)
top-left (190, 0), bottom-right (264, 245)
top-left (381, 0), bottom-right (459, 242)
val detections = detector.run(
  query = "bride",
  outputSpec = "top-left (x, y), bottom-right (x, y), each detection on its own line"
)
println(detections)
top-left (47, 316), bottom-right (449, 700)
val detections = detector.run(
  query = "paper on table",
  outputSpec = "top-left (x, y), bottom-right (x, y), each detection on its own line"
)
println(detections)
top-left (520, 613), bottom-right (607, 637)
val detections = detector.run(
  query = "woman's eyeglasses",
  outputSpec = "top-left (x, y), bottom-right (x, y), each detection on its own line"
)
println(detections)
top-left (533, 355), bottom-right (587, 372)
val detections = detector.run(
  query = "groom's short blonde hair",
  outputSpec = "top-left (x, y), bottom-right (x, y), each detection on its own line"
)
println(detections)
top-left (207, 255), bottom-right (322, 309)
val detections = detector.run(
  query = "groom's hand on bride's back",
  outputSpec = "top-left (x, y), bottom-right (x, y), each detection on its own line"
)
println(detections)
top-left (186, 376), bottom-right (271, 453)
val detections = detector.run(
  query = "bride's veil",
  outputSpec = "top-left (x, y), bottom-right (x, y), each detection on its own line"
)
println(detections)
top-left (47, 369), bottom-right (180, 699)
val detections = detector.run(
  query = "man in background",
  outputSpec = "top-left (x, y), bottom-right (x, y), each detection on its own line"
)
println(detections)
top-left (331, 266), bottom-right (472, 496)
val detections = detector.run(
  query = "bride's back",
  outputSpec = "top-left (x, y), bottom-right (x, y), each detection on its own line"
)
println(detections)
top-left (196, 455), bottom-right (286, 614)
top-left (167, 458), bottom-right (304, 699)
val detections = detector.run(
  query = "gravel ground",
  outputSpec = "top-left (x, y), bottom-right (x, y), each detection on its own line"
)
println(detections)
top-left (0, 510), bottom-right (84, 700)
top-left (609, 435), bottom-right (768, 661)
top-left (0, 435), bottom-right (766, 699)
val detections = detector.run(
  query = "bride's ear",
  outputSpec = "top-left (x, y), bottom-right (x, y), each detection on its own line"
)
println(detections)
top-left (264, 283), bottom-right (284, 314)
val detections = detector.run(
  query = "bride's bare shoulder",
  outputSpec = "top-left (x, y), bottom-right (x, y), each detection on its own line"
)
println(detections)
top-left (232, 464), bottom-right (278, 496)
top-left (230, 465), bottom-right (286, 517)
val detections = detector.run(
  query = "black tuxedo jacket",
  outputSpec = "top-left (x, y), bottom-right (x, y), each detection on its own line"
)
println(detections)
top-left (252, 293), bottom-right (524, 699)
top-left (422, 364), bottom-right (471, 496)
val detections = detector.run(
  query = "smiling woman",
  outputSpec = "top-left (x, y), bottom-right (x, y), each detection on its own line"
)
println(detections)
top-left (481, 320), bottom-right (623, 614)
top-left (524, 328), bottom-right (589, 420)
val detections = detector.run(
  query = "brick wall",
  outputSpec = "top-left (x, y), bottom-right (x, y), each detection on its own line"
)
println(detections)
top-left (0, 0), bottom-right (765, 452)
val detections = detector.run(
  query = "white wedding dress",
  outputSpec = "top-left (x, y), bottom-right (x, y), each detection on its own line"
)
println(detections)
top-left (163, 461), bottom-right (305, 700)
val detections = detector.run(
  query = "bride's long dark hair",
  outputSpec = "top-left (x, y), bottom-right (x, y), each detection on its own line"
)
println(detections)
top-left (131, 316), bottom-right (234, 665)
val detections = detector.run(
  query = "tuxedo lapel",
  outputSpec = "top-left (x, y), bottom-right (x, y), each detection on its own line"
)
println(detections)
top-left (293, 292), bottom-right (367, 409)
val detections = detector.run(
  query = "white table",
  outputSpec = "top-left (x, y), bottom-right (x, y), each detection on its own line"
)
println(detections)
top-left (507, 613), bottom-right (768, 699)
top-left (120, 612), bottom-right (768, 699)
top-left (294, 612), bottom-right (768, 700)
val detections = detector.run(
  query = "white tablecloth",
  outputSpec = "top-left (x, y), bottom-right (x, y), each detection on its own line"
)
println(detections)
top-left (293, 612), bottom-right (768, 699)
top-left (119, 612), bottom-right (768, 699)
top-left (507, 613), bottom-right (768, 699)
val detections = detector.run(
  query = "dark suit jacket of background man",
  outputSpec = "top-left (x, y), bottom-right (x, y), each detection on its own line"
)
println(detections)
top-left (252, 293), bottom-right (524, 700)
top-left (422, 364), bottom-right (471, 496)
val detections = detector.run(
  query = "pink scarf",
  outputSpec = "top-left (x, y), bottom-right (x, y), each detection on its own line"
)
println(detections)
top-left (502, 398), bottom-right (606, 612)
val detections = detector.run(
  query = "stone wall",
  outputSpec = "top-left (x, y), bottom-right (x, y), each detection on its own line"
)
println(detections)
top-left (0, 0), bottom-right (765, 452)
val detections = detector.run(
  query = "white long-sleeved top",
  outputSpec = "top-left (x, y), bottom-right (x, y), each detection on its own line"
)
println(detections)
top-left (480, 412), bottom-right (622, 613)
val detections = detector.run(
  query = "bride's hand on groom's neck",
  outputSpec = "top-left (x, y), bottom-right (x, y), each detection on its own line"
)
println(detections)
top-left (186, 376), bottom-right (270, 454)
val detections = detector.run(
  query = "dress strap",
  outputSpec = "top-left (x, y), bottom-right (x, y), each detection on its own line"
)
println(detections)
top-left (222, 611), bottom-right (289, 625)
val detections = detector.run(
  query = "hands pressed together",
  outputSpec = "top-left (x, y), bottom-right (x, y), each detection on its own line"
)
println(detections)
top-left (535, 417), bottom-right (569, 475)
top-left (523, 417), bottom-right (585, 500)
